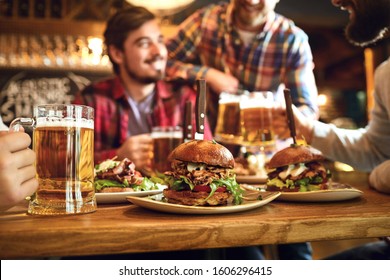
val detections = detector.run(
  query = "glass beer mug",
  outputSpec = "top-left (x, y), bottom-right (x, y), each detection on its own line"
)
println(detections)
top-left (240, 91), bottom-right (276, 149)
top-left (214, 90), bottom-right (246, 145)
top-left (10, 104), bottom-right (97, 215)
top-left (151, 126), bottom-right (183, 174)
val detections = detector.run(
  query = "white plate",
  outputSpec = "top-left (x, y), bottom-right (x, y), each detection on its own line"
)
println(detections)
top-left (236, 174), bottom-right (267, 184)
top-left (275, 183), bottom-right (363, 202)
top-left (126, 191), bottom-right (280, 214)
top-left (96, 188), bottom-right (165, 204)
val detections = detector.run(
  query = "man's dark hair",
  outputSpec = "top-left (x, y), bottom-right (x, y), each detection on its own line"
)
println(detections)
top-left (104, 6), bottom-right (156, 74)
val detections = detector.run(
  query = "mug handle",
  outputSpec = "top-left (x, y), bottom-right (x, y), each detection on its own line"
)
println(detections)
top-left (9, 118), bottom-right (35, 132)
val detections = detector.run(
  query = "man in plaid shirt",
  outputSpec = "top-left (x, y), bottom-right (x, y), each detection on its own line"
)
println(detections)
top-left (73, 6), bottom-right (212, 171)
top-left (166, 0), bottom-right (319, 131)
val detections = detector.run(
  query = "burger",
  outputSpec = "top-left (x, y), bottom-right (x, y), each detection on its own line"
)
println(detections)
top-left (266, 145), bottom-right (331, 192)
top-left (161, 140), bottom-right (243, 206)
top-left (94, 157), bottom-right (157, 193)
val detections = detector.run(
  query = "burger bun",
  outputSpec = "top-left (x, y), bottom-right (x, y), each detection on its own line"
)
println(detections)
top-left (169, 140), bottom-right (234, 169)
top-left (268, 145), bottom-right (324, 169)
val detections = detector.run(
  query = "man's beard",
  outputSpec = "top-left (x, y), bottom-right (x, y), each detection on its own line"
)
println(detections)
top-left (127, 68), bottom-right (165, 84)
top-left (124, 57), bottom-right (166, 84)
top-left (345, 2), bottom-right (390, 47)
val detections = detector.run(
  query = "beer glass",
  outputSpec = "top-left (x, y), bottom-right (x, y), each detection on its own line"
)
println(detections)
top-left (10, 104), bottom-right (96, 215)
top-left (151, 126), bottom-right (183, 173)
top-left (240, 91), bottom-right (275, 149)
top-left (214, 90), bottom-right (246, 145)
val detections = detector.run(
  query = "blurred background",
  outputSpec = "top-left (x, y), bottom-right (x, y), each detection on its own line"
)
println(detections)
top-left (1, 0), bottom-right (389, 259)
top-left (1, 0), bottom-right (389, 128)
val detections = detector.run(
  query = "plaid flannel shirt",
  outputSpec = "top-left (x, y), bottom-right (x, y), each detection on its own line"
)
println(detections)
top-left (166, 2), bottom-right (318, 118)
top-left (73, 76), bottom-right (212, 164)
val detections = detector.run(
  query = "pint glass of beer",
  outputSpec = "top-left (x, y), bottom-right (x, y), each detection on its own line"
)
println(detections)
top-left (10, 104), bottom-right (96, 215)
top-left (151, 126), bottom-right (183, 173)
top-left (214, 91), bottom-right (244, 145)
top-left (240, 91), bottom-right (275, 149)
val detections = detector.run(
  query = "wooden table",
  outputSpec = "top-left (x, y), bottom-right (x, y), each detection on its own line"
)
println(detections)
top-left (1, 170), bottom-right (390, 259)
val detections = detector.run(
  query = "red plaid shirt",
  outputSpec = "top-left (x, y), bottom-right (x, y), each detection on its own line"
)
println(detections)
top-left (73, 76), bottom-right (212, 163)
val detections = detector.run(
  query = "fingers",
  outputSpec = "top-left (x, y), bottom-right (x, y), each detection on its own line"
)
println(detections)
top-left (0, 132), bottom-right (32, 153)
top-left (19, 177), bottom-right (39, 198)
top-left (11, 148), bottom-right (36, 169)
top-left (0, 165), bottom-right (38, 210)
top-left (117, 134), bottom-right (153, 169)
top-left (18, 164), bottom-right (37, 185)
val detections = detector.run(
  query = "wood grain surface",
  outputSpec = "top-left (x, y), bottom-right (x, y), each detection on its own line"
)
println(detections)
top-left (1, 171), bottom-right (390, 259)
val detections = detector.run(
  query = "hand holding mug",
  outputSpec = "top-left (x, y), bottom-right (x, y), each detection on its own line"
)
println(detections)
top-left (0, 131), bottom-right (38, 211)
top-left (116, 133), bottom-right (153, 172)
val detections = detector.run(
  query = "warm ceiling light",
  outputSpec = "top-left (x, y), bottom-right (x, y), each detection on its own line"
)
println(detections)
top-left (317, 94), bottom-right (328, 106)
top-left (126, 0), bottom-right (194, 16)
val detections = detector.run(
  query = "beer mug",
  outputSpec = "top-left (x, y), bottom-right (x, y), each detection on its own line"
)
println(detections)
top-left (151, 126), bottom-right (183, 173)
top-left (240, 91), bottom-right (275, 149)
top-left (10, 104), bottom-right (96, 215)
top-left (214, 90), bottom-right (246, 145)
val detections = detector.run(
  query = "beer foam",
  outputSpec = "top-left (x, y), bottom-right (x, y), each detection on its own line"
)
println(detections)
top-left (36, 117), bottom-right (94, 129)
top-left (151, 131), bottom-right (183, 138)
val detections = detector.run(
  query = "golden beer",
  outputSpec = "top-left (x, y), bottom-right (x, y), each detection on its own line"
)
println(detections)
top-left (152, 126), bottom-right (183, 173)
top-left (31, 123), bottom-right (96, 215)
top-left (9, 104), bottom-right (96, 215)
top-left (240, 106), bottom-right (274, 147)
top-left (214, 101), bottom-right (242, 144)
top-left (153, 136), bottom-right (183, 173)
top-left (214, 91), bottom-right (244, 144)
top-left (240, 91), bottom-right (275, 149)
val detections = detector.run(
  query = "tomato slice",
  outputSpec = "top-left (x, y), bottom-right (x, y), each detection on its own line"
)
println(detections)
top-left (193, 185), bottom-right (226, 192)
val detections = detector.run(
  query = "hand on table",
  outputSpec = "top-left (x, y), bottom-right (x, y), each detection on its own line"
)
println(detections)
top-left (0, 131), bottom-right (38, 211)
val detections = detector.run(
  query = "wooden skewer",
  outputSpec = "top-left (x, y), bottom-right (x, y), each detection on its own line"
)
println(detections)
top-left (283, 88), bottom-right (297, 144)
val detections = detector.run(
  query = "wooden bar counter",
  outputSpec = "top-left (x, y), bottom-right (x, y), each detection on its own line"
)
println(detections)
top-left (1, 170), bottom-right (390, 259)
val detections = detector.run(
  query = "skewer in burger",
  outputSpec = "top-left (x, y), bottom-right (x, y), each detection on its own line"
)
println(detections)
top-left (161, 140), bottom-right (243, 206)
top-left (266, 145), bottom-right (331, 192)
top-left (94, 157), bottom-right (158, 192)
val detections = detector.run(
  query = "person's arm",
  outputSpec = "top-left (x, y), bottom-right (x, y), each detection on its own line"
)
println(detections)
top-left (166, 9), bottom-right (209, 83)
top-left (0, 131), bottom-right (38, 211)
top-left (166, 7), bottom-right (239, 94)
top-left (369, 160), bottom-right (390, 194)
top-left (284, 34), bottom-right (319, 120)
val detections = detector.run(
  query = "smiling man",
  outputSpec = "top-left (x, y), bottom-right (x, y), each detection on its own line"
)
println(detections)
top-left (332, 0), bottom-right (390, 46)
top-left (73, 5), bottom-right (212, 171)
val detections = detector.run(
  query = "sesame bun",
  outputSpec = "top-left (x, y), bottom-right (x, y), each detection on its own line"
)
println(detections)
top-left (268, 145), bottom-right (324, 169)
top-left (169, 140), bottom-right (234, 169)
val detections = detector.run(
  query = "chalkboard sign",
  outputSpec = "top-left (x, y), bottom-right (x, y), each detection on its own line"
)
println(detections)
top-left (0, 68), bottom-right (112, 126)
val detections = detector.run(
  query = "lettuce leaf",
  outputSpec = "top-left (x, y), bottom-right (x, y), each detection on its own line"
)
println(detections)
top-left (94, 177), bottom-right (158, 192)
top-left (153, 174), bottom-right (243, 205)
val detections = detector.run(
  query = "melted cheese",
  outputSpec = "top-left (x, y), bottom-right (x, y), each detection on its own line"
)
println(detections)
top-left (187, 162), bottom-right (205, 172)
top-left (279, 163), bottom-right (308, 180)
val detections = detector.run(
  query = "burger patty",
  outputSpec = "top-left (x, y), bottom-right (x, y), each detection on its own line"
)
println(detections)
top-left (163, 189), bottom-right (232, 206)
top-left (167, 161), bottom-right (232, 186)
top-left (267, 162), bottom-right (328, 182)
